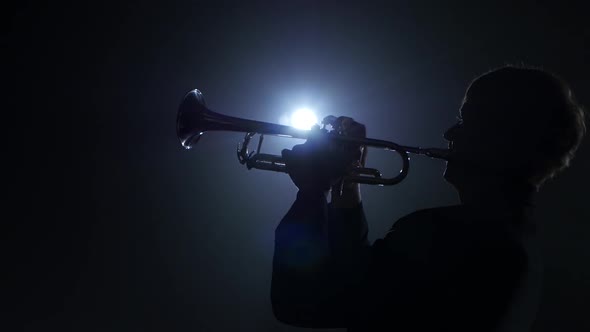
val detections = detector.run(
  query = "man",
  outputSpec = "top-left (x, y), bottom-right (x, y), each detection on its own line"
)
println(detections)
top-left (271, 65), bottom-right (586, 331)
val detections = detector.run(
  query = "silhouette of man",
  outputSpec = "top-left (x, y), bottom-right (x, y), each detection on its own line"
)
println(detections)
top-left (271, 66), bottom-right (586, 331)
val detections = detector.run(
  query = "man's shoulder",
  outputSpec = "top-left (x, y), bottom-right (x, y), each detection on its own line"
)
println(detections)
top-left (376, 205), bottom-right (466, 264)
top-left (392, 205), bottom-right (464, 230)
top-left (381, 205), bottom-right (464, 248)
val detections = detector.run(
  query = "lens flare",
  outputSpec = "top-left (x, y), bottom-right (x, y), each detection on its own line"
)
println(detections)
top-left (290, 108), bottom-right (318, 130)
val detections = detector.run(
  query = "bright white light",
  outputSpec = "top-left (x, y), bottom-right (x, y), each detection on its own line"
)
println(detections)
top-left (290, 108), bottom-right (318, 130)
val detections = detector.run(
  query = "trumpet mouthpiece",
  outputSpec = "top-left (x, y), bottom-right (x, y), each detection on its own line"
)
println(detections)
top-left (423, 148), bottom-right (451, 160)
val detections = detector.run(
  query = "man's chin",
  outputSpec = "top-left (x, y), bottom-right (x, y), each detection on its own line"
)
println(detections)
top-left (443, 164), bottom-right (454, 183)
top-left (443, 161), bottom-right (467, 185)
top-left (444, 159), bottom-right (492, 185)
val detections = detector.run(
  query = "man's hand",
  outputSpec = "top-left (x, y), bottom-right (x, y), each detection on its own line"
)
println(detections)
top-left (328, 117), bottom-right (366, 207)
top-left (281, 116), bottom-right (366, 200)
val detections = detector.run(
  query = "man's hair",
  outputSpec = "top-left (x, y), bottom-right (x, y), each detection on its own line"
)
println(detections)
top-left (468, 65), bottom-right (586, 188)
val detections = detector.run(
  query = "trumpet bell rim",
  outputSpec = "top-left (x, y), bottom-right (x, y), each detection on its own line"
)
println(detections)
top-left (177, 89), bottom-right (207, 149)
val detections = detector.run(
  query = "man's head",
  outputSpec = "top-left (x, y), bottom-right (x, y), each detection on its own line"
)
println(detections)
top-left (444, 65), bottom-right (586, 191)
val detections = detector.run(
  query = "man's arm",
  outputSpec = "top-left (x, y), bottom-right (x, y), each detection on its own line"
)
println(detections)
top-left (272, 118), bottom-right (370, 327)
top-left (271, 186), bottom-right (370, 328)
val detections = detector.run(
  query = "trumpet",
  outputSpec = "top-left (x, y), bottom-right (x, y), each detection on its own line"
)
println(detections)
top-left (177, 89), bottom-right (449, 186)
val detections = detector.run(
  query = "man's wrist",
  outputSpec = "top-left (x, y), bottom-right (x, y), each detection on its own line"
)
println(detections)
top-left (297, 188), bottom-right (329, 202)
top-left (330, 183), bottom-right (361, 208)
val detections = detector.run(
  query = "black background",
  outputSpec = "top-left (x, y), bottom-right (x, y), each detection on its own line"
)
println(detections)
top-left (8, 1), bottom-right (589, 331)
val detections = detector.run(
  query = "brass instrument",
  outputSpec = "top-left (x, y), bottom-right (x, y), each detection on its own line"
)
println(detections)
top-left (177, 89), bottom-right (449, 186)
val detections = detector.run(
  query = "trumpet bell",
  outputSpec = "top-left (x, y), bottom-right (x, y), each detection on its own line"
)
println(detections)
top-left (177, 89), bottom-right (311, 150)
top-left (177, 89), bottom-right (253, 149)
top-left (177, 89), bottom-right (208, 149)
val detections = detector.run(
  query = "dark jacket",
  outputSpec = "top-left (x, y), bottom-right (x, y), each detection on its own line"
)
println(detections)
top-left (271, 191), bottom-right (542, 331)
